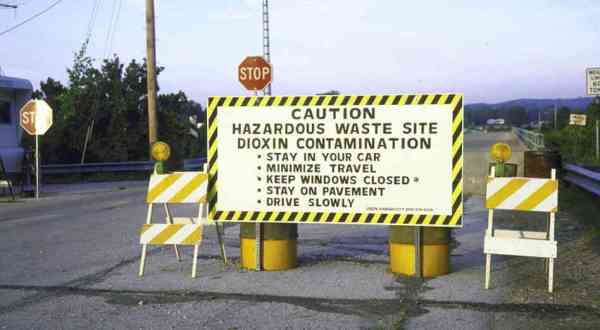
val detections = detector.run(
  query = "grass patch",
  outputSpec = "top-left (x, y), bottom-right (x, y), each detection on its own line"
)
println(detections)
top-left (559, 183), bottom-right (600, 243)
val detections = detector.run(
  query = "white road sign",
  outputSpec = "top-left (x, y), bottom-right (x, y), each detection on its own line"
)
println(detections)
top-left (570, 114), bottom-right (587, 126)
top-left (207, 94), bottom-right (464, 227)
top-left (586, 67), bottom-right (600, 96)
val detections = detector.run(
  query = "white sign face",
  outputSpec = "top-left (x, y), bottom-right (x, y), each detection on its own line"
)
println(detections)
top-left (209, 94), bottom-right (464, 229)
top-left (218, 105), bottom-right (454, 215)
top-left (570, 114), bottom-right (587, 126)
top-left (34, 105), bottom-right (53, 135)
top-left (586, 67), bottom-right (600, 96)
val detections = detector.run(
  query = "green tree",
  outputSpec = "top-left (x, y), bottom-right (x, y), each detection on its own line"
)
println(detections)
top-left (545, 99), bottom-right (600, 165)
top-left (27, 42), bottom-right (202, 166)
top-left (506, 106), bottom-right (528, 126)
top-left (556, 106), bottom-right (571, 130)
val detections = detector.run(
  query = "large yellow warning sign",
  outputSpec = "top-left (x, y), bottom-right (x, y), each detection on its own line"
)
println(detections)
top-left (207, 93), bottom-right (464, 227)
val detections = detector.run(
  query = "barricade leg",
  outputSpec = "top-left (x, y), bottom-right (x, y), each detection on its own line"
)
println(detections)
top-left (216, 224), bottom-right (228, 264)
top-left (139, 204), bottom-right (153, 277)
top-left (548, 193), bottom-right (556, 293)
top-left (206, 202), bottom-right (227, 264)
top-left (485, 254), bottom-right (492, 289)
top-left (485, 203), bottom-right (494, 289)
top-left (192, 244), bottom-right (199, 278)
top-left (139, 244), bottom-right (148, 277)
top-left (545, 215), bottom-right (550, 274)
top-left (548, 258), bottom-right (554, 293)
top-left (164, 204), bottom-right (181, 261)
top-left (6, 179), bottom-right (15, 200)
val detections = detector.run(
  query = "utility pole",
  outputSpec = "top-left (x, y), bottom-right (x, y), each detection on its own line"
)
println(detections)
top-left (255, 0), bottom-right (273, 271)
top-left (554, 103), bottom-right (557, 130)
top-left (145, 0), bottom-right (158, 149)
top-left (262, 0), bottom-right (271, 96)
top-left (596, 119), bottom-right (600, 160)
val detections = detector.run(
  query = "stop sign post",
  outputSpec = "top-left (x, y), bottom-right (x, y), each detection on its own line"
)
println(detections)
top-left (238, 56), bottom-right (272, 91)
top-left (19, 100), bottom-right (54, 199)
top-left (238, 56), bottom-right (273, 272)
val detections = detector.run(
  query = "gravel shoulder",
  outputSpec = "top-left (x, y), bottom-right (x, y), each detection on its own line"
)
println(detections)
top-left (497, 184), bottom-right (600, 329)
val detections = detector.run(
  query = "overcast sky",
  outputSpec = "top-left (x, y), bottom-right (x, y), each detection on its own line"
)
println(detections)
top-left (1, 0), bottom-right (600, 105)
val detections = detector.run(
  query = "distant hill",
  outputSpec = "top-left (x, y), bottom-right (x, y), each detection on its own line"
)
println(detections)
top-left (466, 97), bottom-right (594, 111)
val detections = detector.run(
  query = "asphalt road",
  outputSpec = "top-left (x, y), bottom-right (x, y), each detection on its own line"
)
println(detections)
top-left (463, 130), bottom-right (527, 152)
top-left (2, 131), bottom-right (585, 329)
top-left (463, 131), bottom-right (528, 196)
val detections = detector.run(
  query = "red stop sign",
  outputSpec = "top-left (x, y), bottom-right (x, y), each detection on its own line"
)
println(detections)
top-left (238, 56), bottom-right (272, 91)
top-left (19, 100), bottom-right (53, 136)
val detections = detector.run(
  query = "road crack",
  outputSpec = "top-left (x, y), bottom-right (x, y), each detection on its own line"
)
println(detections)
top-left (1, 284), bottom-right (599, 320)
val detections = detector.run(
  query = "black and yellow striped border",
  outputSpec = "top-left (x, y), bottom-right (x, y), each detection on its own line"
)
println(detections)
top-left (207, 93), bottom-right (463, 227)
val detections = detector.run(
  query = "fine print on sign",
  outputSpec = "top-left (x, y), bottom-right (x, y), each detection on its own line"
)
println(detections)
top-left (569, 114), bottom-right (587, 126)
top-left (207, 94), bottom-right (464, 227)
top-left (586, 67), bottom-right (600, 96)
top-left (19, 100), bottom-right (53, 136)
top-left (238, 56), bottom-right (272, 91)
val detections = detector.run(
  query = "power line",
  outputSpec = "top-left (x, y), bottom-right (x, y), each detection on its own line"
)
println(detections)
top-left (81, 0), bottom-right (101, 54)
top-left (1, 0), bottom-right (29, 6)
top-left (86, 0), bottom-right (101, 41)
top-left (111, 0), bottom-right (123, 54)
top-left (103, 0), bottom-right (118, 58)
top-left (0, 0), bottom-right (64, 37)
top-left (104, 0), bottom-right (122, 59)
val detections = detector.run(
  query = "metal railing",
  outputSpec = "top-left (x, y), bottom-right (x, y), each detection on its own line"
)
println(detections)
top-left (563, 163), bottom-right (600, 197)
top-left (511, 126), bottom-right (599, 196)
top-left (42, 158), bottom-right (206, 175)
top-left (512, 127), bottom-right (545, 150)
top-left (183, 158), bottom-right (205, 171)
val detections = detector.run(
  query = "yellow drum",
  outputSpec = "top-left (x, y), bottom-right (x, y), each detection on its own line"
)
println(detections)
top-left (389, 226), bottom-right (450, 277)
top-left (240, 223), bottom-right (297, 271)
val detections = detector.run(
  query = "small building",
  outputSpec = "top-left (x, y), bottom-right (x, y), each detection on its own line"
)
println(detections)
top-left (0, 75), bottom-right (33, 176)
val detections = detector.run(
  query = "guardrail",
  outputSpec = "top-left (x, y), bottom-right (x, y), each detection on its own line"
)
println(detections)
top-left (183, 158), bottom-right (205, 171)
top-left (512, 127), bottom-right (545, 150)
top-left (42, 158), bottom-right (206, 175)
top-left (563, 163), bottom-right (600, 197)
top-left (511, 127), bottom-right (599, 196)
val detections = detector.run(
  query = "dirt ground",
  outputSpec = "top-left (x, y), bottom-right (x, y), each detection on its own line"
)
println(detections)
top-left (492, 184), bottom-right (600, 329)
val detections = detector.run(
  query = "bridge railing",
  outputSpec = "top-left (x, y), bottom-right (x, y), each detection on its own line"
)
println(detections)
top-left (511, 127), bottom-right (600, 196)
top-left (512, 127), bottom-right (545, 150)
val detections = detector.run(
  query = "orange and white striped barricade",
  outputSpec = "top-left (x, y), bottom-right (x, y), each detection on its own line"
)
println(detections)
top-left (139, 171), bottom-right (227, 278)
top-left (484, 167), bottom-right (558, 292)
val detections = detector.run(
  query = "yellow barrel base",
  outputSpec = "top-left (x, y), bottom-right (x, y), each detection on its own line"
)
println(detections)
top-left (241, 238), bottom-right (297, 271)
top-left (389, 243), bottom-right (449, 278)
